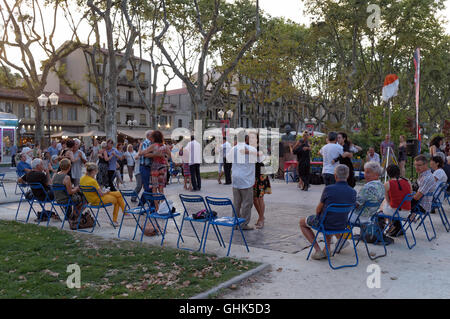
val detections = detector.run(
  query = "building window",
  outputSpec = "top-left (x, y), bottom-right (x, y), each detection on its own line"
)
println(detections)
top-left (126, 114), bottom-right (134, 123)
top-left (116, 112), bottom-right (121, 124)
top-left (126, 91), bottom-right (133, 102)
top-left (178, 119), bottom-right (182, 128)
top-left (159, 115), bottom-right (167, 126)
top-left (17, 104), bottom-right (24, 118)
top-left (67, 107), bottom-right (77, 121)
top-left (5, 102), bottom-right (12, 113)
top-left (50, 108), bottom-right (63, 121)
top-left (24, 105), bottom-right (31, 118)
top-left (140, 114), bottom-right (147, 126)
top-left (126, 69), bottom-right (133, 81)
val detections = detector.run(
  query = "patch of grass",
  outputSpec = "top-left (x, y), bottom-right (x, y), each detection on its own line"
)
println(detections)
top-left (0, 220), bottom-right (259, 299)
top-left (200, 171), bottom-right (219, 179)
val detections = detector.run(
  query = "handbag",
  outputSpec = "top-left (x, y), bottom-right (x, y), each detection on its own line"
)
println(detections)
top-left (69, 211), bottom-right (95, 230)
top-left (192, 209), bottom-right (217, 220)
top-left (157, 200), bottom-right (175, 215)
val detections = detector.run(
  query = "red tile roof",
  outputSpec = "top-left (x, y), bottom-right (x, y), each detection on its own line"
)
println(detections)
top-left (0, 88), bottom-right (82, 105)
top-left (156, 87), bottom-right (188, 96)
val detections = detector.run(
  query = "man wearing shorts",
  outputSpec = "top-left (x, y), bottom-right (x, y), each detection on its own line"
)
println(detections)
top-left (299, 164), bottom-right (356, 260)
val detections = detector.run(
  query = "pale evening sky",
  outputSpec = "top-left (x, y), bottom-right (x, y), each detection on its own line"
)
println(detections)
top-left (2, 0), bottom-right (450, 91)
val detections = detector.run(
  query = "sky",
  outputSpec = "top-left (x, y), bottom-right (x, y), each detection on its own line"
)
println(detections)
top-left (2, 0), bottom-right (450, 91)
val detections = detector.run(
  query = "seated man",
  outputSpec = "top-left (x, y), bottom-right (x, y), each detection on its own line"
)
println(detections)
top-left (299, 164), bottom-right (357, 260)
top-left (349, 161), bottom-right (385, 223)
top-left (366, 147), bottom-right (380, 164)
top-left (16, 153), bottom-right (32, 178)
top-left (18, 158), bottom-right (54, 201)
top-left (411, 155), bottom-right (437, 215)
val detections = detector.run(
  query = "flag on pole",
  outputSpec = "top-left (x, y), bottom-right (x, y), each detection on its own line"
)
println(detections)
top-left (414, 48), bottom-right (420, 142)
top-left (382, 74), bottom-right (399, 102)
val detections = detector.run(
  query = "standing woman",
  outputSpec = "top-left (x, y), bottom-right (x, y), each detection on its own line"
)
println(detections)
top-left (292, 131), bottom-right (311, 191)
top-left (429, 136), bottom-right (445, 159)
top-left (335, 132), bottom-right (356, 188)
top-left (124, 144), bottom-right (137, 182)
top-left (33, 143), bottom-right (42, 159)
top-left (253, 135), bottom-right (271, 229)
top-left (147, 131), bottom-right (171, 195)
top-left (398, 135), bottom-right (407, 177)
top-left (90, 139), bottom-right (100, 163)
top-left (96, 141), bottom-right (110, 188)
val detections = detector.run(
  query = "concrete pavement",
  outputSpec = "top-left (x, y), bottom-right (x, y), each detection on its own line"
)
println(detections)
top-left (1, 173), bottom-right (450, 298)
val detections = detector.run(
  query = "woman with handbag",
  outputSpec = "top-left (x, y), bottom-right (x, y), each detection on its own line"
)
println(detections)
top-left (252, 135), bottom-right (271, 229)
top-left (52, 159), bottom-right (84, 222)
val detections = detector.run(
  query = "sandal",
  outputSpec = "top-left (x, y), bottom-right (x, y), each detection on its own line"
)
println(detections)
top-left (255, 219), bottom-right (265, 229)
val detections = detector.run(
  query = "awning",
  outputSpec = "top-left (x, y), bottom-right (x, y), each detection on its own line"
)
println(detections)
top-left (77, 130), bottom-right (106, 137)
top-left (50, 131), bottom-right (80, 138)
top-left (117, 129), bottom-right (149, 140)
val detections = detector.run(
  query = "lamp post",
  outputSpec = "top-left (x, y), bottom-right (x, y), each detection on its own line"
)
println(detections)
top-left (127, 119), bottom-right (138, 129)
top-left (38, 92), bottom-right (59, 147)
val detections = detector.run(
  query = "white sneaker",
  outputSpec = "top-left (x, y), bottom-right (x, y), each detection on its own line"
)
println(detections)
top-left (311, 249), bottom-right (327, 260)
top-left (334, 240), bottom-right (350, 253)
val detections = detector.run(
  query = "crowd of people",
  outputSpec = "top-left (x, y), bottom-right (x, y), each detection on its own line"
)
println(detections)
top-left (12, 129), bottom-right (450, 245)
top-left (299, 131), bottom-right (449, 260)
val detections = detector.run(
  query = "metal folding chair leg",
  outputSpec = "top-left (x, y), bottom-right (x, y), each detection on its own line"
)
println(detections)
top-left (415, 212), bottom-right (436, 241)
top-left (437, 206), bottom-right (450, 232)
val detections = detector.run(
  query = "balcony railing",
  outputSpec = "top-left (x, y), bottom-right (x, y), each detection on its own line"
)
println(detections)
top-left (118, 76), bottom-right (149, 88)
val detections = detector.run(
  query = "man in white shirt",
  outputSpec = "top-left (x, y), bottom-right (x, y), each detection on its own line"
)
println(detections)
top-left (21, 142), bottom-right (33, 166)
top-left (227, 132), bottom-right (261, 230)
top-left (319, 132), bottom-right (344, 185)
top-left (217, 136), bottom-right (232, 185)
top-left (366, 147), bottom-right (381, 164)
top-left (185, 135), bottom-right (202, 191)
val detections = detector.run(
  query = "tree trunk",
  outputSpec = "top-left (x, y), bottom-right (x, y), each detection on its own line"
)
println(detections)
top-left (34, 100), bottom-right (45, 147)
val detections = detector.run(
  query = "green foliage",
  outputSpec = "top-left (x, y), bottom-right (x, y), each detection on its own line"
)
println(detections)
top-left (309, 135), bottom-right (326, 159)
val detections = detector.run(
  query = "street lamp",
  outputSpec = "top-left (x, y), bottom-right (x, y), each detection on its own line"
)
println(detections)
top-left (127, 119), bottom-right (138, 129)
top-left (38, 92), bottom-right (59, 147)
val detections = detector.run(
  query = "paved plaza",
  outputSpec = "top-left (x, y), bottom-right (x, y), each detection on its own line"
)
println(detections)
top-left (1, 169), bottom-right (450, 298)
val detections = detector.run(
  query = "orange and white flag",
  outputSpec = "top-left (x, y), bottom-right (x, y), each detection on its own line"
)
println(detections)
top-left (382, 74), bottom-right (399, 102)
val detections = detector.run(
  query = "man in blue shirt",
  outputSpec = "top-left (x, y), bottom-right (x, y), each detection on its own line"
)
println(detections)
top-left (299, 164), bottom-right (356, 260)
top-left (10, 144), bottom-right (18, 167)
top-left (105, 139), bottom-right (123, 191)
top-left (47, 140), bottom-right (59, 158)
top-left (16, 153), bottom-right (32, 178)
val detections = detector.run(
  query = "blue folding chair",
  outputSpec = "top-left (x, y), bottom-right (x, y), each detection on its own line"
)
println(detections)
top-left (28, 183), bottom-right (59, 227)
top-left (15, 172), bottom-right (22, 195)
top-left (0, 173), bottom-right (7, 197)
top-left (306, 203), bottom-right (358, 270)
top-left (79, 185), bottom-right (115, 233)
top-left (141, 192), bottom-right (183, 246)
top-left (445, 182), bottom-right (450, 205)
top-left (347, 201), bottom-right (386, 260)
top-left (379, 193), bottom-right (417, 249)
top-left (15, 182), bottom-right (38, 223)
top-left (428, 182), bottom-right (449, 232)
top-left (118, 189), bottom-right (155, 241)
top-left (177, 194), bottom-right (224, 251)
top-left (412, 191), bottom-right (436, 242)
top-left (51, 184), bottom-right (77, 230)
top-left (204, 196), bottom-right (250, 257)
top-left (169, 162), bottom-right (181, 184)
